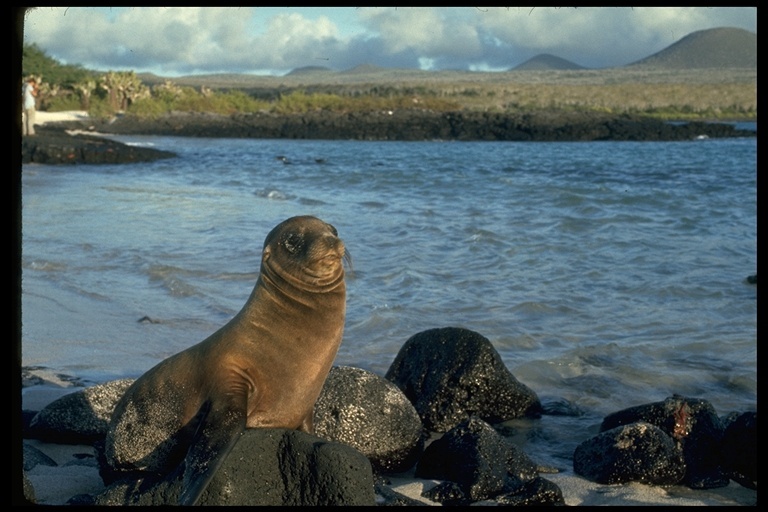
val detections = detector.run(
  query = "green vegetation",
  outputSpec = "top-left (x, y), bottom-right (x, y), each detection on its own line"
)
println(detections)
top-left (22, 43), bottom-right (756, 121)
top-left (437, 82), bottom-right (756, 120)
top-left (271, 90), bottom-right (460, 114)
top-left (127, 84), bottom-right (271, 118)
top-left (22, 43), bottom-right (95, 86)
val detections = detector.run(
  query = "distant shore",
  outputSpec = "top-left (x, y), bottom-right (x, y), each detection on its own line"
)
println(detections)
top-left (22, 111), bottom-right (176, 165)
top-left (21, 109), bottom-right (756, 165)
top-left (41, 109), bottom-right (756, 142)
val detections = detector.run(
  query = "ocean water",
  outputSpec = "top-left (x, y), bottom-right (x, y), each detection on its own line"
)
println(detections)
top-left (20, 132), bottom-right (756, 469)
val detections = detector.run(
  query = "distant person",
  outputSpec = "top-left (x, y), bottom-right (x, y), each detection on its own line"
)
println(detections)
top-left (22, 78), bottom-right (37, 136)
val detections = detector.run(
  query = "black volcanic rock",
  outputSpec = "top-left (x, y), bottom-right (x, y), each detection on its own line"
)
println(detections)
top-left (22, 473), bottom-right (37, 503)
top-left (415, 417), bottom-right (563, 506)
top-left (23, 443), bottom-right (58, 471)
top-left (720, 411), bottom-right (757, 489)
top-left (91, 428), bottom-right (376, 506)
top-left (574, 421), bottom-right (686, 485)
top-left (21, 128), bottom-right (175, 165)
top-left (26, 379), bottom-right (135, 445)
top-left (600, 395), bottom-right (729, 489)
top-left (46, 110), bottom-right (754, 142)
top-left (314, 366), bottom-right (425, 473)
top-left (385, 327), bottom-right (542, 433)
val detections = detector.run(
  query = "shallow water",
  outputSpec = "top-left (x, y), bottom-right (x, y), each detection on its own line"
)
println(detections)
top-left (20, 133), bottom-right (756, 468)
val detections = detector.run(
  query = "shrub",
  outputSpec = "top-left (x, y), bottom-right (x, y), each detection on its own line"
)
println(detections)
top-left (45, 94), bottom-right (83, 112)
top-left (87, 97), bottom-right (118, 120)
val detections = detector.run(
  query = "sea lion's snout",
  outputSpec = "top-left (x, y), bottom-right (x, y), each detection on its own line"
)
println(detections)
top-left (322, 231), bottom-right (346, 258)
top-left (318, 222), bottom-right (352, 273)
top-left (309, 232), bottom-right (347, 276)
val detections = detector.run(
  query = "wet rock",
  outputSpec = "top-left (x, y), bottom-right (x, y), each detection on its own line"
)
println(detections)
top-left (416, 418), bottom-right (510, 502)
top-left (493, 475), bottom-right (566, 506)
top-left (21, 129), bottom-right (175, 165)
top-left (600, 395), bottom-right (729, 488)
top-left (721, 411), bottom-right (757, 489)
top-left (26, 379), bottom-right (135, 444)
top-left (573, 421), bottom-right (686, 485)
top-left (91, 428), bottom-right (376, 506)
top-left (21, 410), bottom-right (38, 432)
top-left (22, 471), bottom-right (36, 504)
top-left (415, 417), bottom-right (562, 505)
top-left (421, 481), bottom-right (467, 505)
top-left (23, 442), bottom-right (58, 471)
top-left (314, 365), bottom-right (425, 473)
top-left (385, 327), bottom-right (542, 432)
top-left (20, 367), bottom-right (47, 387)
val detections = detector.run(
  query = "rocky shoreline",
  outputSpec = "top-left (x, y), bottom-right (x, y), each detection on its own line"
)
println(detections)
top-left (60, 109), bottom-right (758, 142)
top-left (20, 327), bottom-right (756, 506)
top-left (21, 126), bottom-right (176, 165)
top-left (24, 109), bottom-right (755, 165)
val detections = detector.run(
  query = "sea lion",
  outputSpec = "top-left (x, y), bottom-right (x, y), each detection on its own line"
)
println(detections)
top-left (104, 216), bottom-right (349, 505)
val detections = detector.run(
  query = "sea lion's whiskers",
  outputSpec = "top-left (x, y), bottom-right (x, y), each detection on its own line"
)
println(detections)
top-left (343, 249), bottom-right (354, 277)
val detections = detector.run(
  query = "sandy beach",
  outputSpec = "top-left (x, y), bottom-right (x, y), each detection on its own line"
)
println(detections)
top-left (20, 380), bottom-right (757, 506)
top-left (33, 110), bottom-right (91, 125)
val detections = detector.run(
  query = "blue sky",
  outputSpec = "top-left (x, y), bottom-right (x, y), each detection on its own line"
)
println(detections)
top-left (22, 7), bottom-right (757, 76)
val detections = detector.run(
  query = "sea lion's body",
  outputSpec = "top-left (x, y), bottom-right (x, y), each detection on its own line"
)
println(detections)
top-left (104, 216), bottom-right (348, 505)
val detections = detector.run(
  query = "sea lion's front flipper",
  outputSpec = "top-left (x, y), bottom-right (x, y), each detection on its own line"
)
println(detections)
top-left (178, 400), bottom-right (246, 506)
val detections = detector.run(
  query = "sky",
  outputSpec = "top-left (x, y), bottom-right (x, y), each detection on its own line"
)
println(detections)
top-left (22, 7), bottom-right (757, 76)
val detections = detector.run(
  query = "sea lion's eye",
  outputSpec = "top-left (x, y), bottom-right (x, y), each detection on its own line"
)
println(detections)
top-left (328, 224), bottom-right (338, 237)
top-left (283, 233), bottom-right (303, 254)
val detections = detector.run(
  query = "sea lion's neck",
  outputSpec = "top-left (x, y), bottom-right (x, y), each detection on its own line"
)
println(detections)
top-left (263, 257), bottom-right (345, 295)
top-left (245, 271), bottom-right (345, 316)
top-left (233, 273), bottom-right (345, 355)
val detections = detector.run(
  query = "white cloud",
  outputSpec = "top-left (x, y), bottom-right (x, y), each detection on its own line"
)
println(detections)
top-left (22, 6), bottom-right (756, 75)
top-left (24, 7), bottom-right (350, 74)
top-left (358, 7), bottom-right (482, 58)
top-left (471, 6), bottom-right (757, 68)
top-left (24, 8), bottom-right (251, 73)
top-left (253, 13), bottom-right (342, 69)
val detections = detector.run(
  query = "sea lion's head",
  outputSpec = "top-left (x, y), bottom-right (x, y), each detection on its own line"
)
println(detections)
top-left (261, 216), bottom-right (349, 292)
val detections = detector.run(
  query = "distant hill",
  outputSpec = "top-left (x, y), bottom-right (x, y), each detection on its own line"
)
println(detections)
top-left (285, 66), bottom-right (333, 77)
top-left (339, 63), bottom-right (389, 75)
top-left (512, 53), bottom-right (586, 71)
top-left (131, 27), bottom-right (756, 90)
top-left (628, 27), bottom-right (756, 69)
top-left (136, 72), bottom-right (164, 86)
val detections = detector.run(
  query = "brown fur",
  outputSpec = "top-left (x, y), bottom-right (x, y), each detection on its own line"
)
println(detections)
top-left (104, 216), bottom-right (347, 504)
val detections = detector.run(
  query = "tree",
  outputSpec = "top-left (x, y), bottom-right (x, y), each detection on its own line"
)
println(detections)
top-left (99, 71), bottom-right (148, 111)
top-left (22, 43), bottom-right (94, 86)
top-left (72, 79), bottom-right (97, 110)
